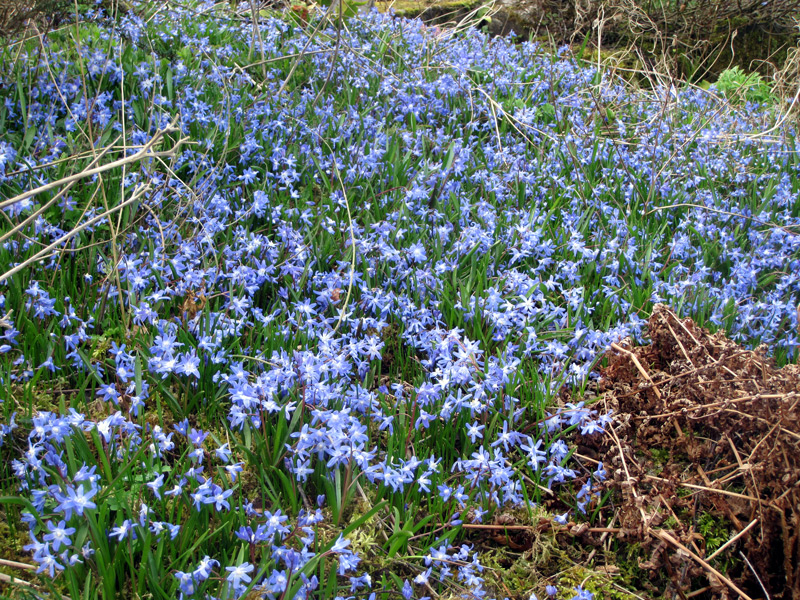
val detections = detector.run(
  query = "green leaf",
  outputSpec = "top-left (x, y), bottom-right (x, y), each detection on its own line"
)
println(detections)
top-left (166, 69), bottom-right (174, 101)
top-left (22, 125), bottom-right (35, 151)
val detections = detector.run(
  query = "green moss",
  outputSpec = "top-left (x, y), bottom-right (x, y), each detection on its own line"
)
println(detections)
top-left (556, 565), bottom-right (639, 600)
top-left (662, 515), bottom-right (680, 529)
top-left (590, 48), bottom-right (643, 76)
top-left (649, 447), bottom-right (669, 465)
top-left (0, 520), bottom-right (27, 562)
top-left (697, 512), bottom-right (731, 554)
top-left (345, 499), bottom-right (390, 569)
top-left (0, 511), bottom-right (35, 596)
top-left (477, 508), bottom-right (586, 597)
top-left (377, 0), bottom-right (483, 20)
top-left (478, 531), bottom-right (644, 600)
top-left (26, 384), bottom-right (61, 413)
top-left (481, 547), bottom-right (540, 596)
top-left (323, 498), bottom-right (405, 578)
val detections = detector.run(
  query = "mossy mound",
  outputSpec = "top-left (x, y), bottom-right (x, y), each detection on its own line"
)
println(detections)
top-left (377, 0), bottom-right (484, 25)
top-left (377, 0), bottom-right (799, 80)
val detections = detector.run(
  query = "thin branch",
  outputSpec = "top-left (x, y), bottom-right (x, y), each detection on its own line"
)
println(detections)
top-left (0, 184), bottom-right (149, 284)
top-left (654, 531), bottom-right (754, 600)
top-left (0, 571), bottom-right (72, 600)
top-left (645, 202), bottom-right (800, 236)
top-left (0, 136), bottom-right (121, 246)
top-left (706, 518), bottom-right (758, 561)
top-left (0, 122), bottom-right (185, 211)
top-left (0, 558), bottom-right (35, 571)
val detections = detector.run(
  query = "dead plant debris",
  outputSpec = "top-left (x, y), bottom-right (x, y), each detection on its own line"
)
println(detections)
top-left (588, 303), bottom-right (800, 600)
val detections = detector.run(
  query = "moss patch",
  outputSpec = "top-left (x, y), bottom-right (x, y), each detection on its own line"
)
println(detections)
top-left (0, 512), bottom-right (35, 596)
top-left (555, 564), bottom-right (639, 600)
top-left (377, 0), bottom-right (484, 21)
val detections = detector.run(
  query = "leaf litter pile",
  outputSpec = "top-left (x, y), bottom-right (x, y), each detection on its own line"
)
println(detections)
top-left (587, 304), bottom-right (800, 599)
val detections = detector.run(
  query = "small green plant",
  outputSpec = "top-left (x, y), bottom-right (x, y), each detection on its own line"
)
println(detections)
top-left (649, 448), bottom-right (669, 466)
top-left (317, 0), bottom-right (369, 19)
top-left (714, 66), bottom-right (774, 104)
top-left (697, 512), bottom-right (730, 555)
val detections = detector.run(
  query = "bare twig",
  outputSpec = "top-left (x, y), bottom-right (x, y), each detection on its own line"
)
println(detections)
top-left (646, 202), bottom-right (800, 237)
top-left (633, 392), bottom-right (796, 420)
top-left (0, 571), bottom-right (72, 600)
top-left (277, 2), bottom-right (340, 96)
top-left (0, 558), bottom-right (35, 571)
top-left (654, 530), bottom-right (754, 600)
top-left (0, 135), bottom-right (121, 245)
top-left (706, 518), bottom-right (758, 561)
top-left (0, 122), bottom-right (185, 211)
top-left (740, 551), bottom-right (772, 600)
top-left (610, 342), bottom-right (662, 399)
top-left (0, 184), bottom-right (149, 284)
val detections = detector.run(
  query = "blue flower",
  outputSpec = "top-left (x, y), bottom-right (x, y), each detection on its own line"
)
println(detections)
top-left (43, 520), bottom-right (75, 552)
top-left (35, 548), bottom-right (65, 578)
top-left (174, 571), bottom-right (197, 595)
top-left (330, 534), bottom-right (351, 553)
top-left (226, 561), bottom-right (254, 589)
top-left (215, 443), bottom-right (232, 463)
top-left (55, 483), bottom-right (98, 519)
top-left (212, 487), bottom-right (234, 511)
top-left (570, 586), bottom-right (594, 600)
top-left (147, 473), bottom-right (165, 499)
top-left (402, 579), bottom-right (414, 599)
top-left (193, 555), bottom-right (219, 581)
top-left (466, 421), bottom-right (484, 443)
